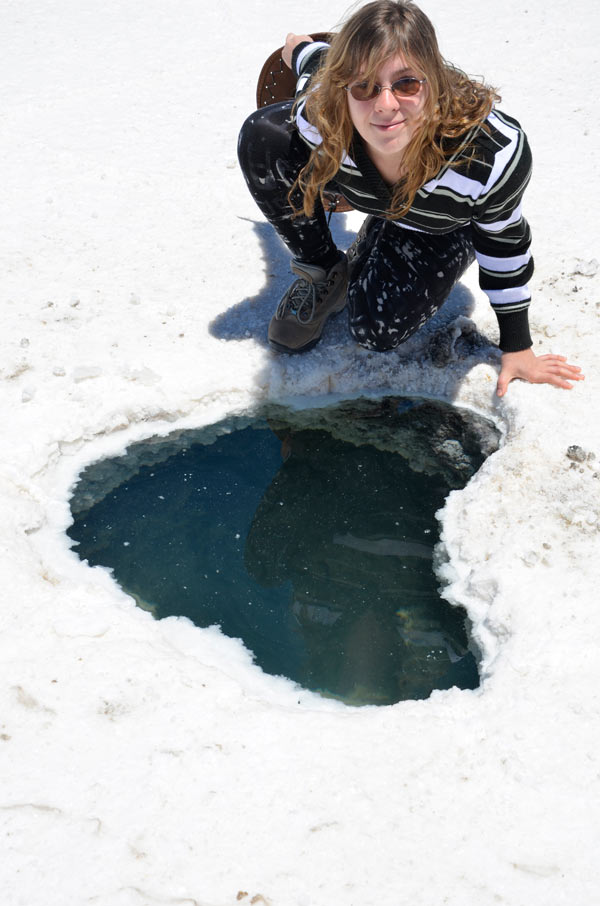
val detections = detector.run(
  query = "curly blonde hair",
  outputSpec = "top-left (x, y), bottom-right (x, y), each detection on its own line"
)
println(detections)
top-left (294, 0), bottom-right (500, 219)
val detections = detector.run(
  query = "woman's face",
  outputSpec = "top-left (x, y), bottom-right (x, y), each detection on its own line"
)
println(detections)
top-left (346, 53), bottom-right (428, 174)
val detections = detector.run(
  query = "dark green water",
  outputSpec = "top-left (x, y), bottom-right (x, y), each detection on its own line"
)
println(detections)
top-left (68, 397), bottom-right (499, 705)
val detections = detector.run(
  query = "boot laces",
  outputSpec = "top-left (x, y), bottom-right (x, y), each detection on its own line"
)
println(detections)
top-left (276, 272), bottom-right (337, 324)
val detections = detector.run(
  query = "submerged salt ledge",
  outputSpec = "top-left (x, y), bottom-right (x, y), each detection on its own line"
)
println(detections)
top-left (3, 0), bottom-right (600, 900)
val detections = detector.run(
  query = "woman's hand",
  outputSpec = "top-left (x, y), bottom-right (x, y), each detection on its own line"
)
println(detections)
top-left (496, 348), bottom-right (585, 397)
top-left (282, 33), bottom-right (314, 69)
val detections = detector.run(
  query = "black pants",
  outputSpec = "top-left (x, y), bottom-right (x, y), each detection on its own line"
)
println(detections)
top-left (238, 101), bottom-right (475, 351)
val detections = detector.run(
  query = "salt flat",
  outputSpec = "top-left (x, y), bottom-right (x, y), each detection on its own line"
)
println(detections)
top-left (1, 1), bottom-right (599, 904)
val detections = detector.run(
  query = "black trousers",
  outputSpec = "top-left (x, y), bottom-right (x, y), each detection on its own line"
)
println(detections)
top-left (238, 101), bottom-right (475, 351)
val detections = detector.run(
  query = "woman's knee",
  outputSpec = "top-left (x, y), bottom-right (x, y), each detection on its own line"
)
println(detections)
top-left (237, 101), bottom-right (296, 178)
top-left (346, 223), bottom-right (475, 350)
top-left (237, 109), bottom-right (269, 179)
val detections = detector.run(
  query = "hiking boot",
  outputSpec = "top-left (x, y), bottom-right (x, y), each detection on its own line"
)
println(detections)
top-left (268, 256), bottom-right (348, 353)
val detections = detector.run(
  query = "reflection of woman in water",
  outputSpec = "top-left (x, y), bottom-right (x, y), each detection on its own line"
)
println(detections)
top-left (244, 424), bottom-right (477, 704)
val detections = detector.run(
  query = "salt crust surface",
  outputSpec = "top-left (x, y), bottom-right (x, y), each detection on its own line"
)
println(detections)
top-left (1, 1), bottom-right (599, 904)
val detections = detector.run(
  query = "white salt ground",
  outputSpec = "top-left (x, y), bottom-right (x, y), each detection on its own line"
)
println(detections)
top-left (1, 1), bottom-right (599, 904)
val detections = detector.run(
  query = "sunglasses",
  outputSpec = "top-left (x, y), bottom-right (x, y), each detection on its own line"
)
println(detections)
top-left (345, 77), bottom-right (427, 101)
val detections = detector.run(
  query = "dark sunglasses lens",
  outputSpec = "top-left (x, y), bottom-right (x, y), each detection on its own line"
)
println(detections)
top-left (391, 78), bottom-right (421, 97)
top-left (349, 82), bottom-right (377, 101)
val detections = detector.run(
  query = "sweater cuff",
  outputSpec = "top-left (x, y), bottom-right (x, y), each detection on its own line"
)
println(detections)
top-left (496, 308), bottom-right (533, 352)
top-left (291, 41), bottom-right (313, 75)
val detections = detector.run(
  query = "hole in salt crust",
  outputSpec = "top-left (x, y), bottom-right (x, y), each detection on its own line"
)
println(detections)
top-left (68, 397), bottom-right (500, 706)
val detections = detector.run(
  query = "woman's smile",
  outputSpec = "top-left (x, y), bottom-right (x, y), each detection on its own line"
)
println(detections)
top-left (372, 119), bottom-right (407, 131)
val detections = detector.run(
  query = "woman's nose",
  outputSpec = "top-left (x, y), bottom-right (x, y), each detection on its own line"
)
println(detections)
top-left (374, 87), bottom-right (400, 111)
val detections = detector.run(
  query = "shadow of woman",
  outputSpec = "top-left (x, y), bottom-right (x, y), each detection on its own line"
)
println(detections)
top-left (210, 214), bottom-right (499, 404)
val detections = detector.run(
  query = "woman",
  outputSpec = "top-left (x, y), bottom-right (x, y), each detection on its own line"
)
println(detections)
top-left (237, 0), bottom-right (582, 397)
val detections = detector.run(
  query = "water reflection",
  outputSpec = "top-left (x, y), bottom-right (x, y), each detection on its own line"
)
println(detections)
top-left (68, 398), bottom-right (499, 705)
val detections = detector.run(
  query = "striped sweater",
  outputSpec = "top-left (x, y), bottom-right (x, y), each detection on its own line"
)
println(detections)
top-left (293, 41), bottom-right (534, 352)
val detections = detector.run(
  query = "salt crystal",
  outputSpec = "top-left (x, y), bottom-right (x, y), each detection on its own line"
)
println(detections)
top-left (73, 366), bottom-right (102, 382)
top-left (126, 367), bottom-right (161, 386)
top-left (570, 258), bottom-right (599, 277)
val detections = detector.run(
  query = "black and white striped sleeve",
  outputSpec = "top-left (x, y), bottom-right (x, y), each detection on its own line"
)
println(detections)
top-left (472, 111), bottom-right (534, 351)
top-left (292, 41), bottom-right (329, 89)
